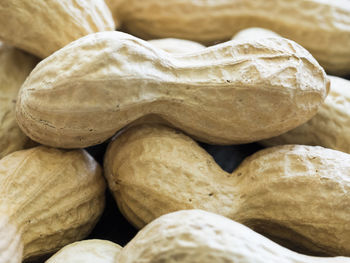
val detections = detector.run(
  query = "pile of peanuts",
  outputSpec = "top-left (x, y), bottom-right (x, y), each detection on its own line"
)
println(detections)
top-left (0, 1), bottom-right (350, 262)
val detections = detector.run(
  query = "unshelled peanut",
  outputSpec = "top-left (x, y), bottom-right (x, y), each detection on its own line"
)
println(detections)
top-left (119, 210), bottom-right (350, 263)
top-left (0, 0), bottom-right (115, 58)
top-left (0, 42), bottom-right (38, 159)
top-left (16, 31), bottom-right (329, 148)
top-left (104, 124), bottom-right (350, 256)
top-left (0, 146), bottom-right (105, 263)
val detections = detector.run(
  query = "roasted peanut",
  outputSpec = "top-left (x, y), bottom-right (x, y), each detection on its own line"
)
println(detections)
top-left (16, 31), bottom-right (328, 148)
top-left (104, 124), bottom-right (350, 256)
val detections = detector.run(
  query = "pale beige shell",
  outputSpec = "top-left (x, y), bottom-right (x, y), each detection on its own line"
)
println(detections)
top-left (262, 76), bottom-right (350, 153)
top-left (16, 31), bottom-right (329, 148)
top-left (0, 42), bottom-right (38, 159)
top-left (46, 239), bottom-right (122, 263)
top-left (0, 0), bottom-right (115, 58)
top-left (104, 124), bottom-right (350, 256)
top-left (106, 0), bottom-right (350, 75)
top-left (119, 210), bottom-right (350, 263)
top-left (0, 146), bottom-right (106, 262)
top-left (148, 38), bottom-right (205, 54)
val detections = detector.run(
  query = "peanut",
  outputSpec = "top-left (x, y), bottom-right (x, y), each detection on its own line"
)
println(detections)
top-left (104, 124), bottom-right (350, 256)
top-left (119, 210), bottom-right (350, 263)
top-left (0, 42), bottom-right (38, 159)
top-left (0, 146), bottom-right (105, 262)
top-left (16, 31), bottom-right (328, 148)
top-left (106, 0), bottom-right (350, 75)
top-left (0, 0), bottom-right (115, 58)
top-left (46, 240), bottom-right (122, 263)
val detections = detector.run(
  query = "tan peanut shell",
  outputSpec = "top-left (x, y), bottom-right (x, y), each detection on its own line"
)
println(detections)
top-left (119, 210), bottom-right (350, 263)
top-left (104, 124), bottom-right (350, 256)
top-left (0, 146), bottom-right (105, 262)
top-left (262, 76), bottom-right (350, 153)
top-left (0, 43), bottom-right (38, 159)
top-left (106, 0), bottom-right (350, 75)
top-left (16, 31), bottom-right (329, 148)
top-left (0, 0), bottom-right (115, 58)
top-left (148, 38), bottom-right (205, 54)
top-left (46, 240), bottom-right (122, 263)
top-left (231, 28), bottom-right (350, 154)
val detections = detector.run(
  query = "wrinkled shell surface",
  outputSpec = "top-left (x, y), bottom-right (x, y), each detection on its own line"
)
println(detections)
top-left (119, 210), bottom-right (350, 263)
top-left (46, 239), bottom-right (122, 263)
top-left (17, 31), bottom-right (328, 148)
top-left (104, 124), bottom-right (350, 256)
top-left (0, 0), bottom-right (115, 58)
top-left (107, 0), bottom-right (350, 75)
top-left (0, 146), bottom-right (106, 262)
top-left (0, 43), bottom-right (38, 159)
